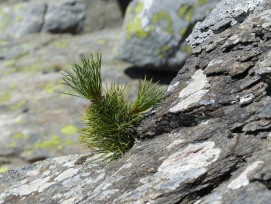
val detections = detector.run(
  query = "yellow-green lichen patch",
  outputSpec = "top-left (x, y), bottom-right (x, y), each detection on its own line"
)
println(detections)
top-left (11, 132), bottom-right (30, 140)
top-left (179, 27), bottom-right (188, 36)
top-left (35, 134), bottom-right (62, 150)
top-left (158, 45), bottom-right (170, 59)
top-left (64, 139), bottom-right (74, 145)
top-left (182, 44), bottom-right (192, 54)
top-left (21, 64), bottom-right (41, 73)
top-left (178, 5), bottom-right (189, 17)
top-left (151, 11), bottom-right (173, 35)
top-left (4, 60), bottom-right (15, 67)
top-left (185, 9), bottom-right (194, 22)
top-left (22, 149), bottom-right (34, 157)
top-left (96, 39), bottom-right (107, 45)
top-left (135, 2), bottom-right (143, 14)
top-left (178, 5), bottom-right (195, 22)
top-left (126, 16), bottom-right (149, 40)
top-left (13, 3), bottom-right (23, 11)
top-left (198, 0), bottom-right (208, 6)
top-left (6, 142), bottom-right (16, 148)
top-left (52, 40), bottom-right (68, 49)
top-left (15, 15), bottom-right (23, 22)
top-left (9, 100), bottom-right (26, 111)
top-left (43, 82), bottom-right (54, 93)
top-left (61, 125), bottom-right (77, 136)
top-left (0, 165), bottom-right (9, 174)
top-left (0, 93), bottom-right (11, 105)
top-left (0, 40), bottom-right (7, 46)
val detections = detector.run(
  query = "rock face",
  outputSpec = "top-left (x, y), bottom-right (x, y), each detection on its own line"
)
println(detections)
top-left (1, 0), bottom-right (271, 203)
top-left (116, 0), bottom-right (219, 71)
top-left (0, 0), bottom-right (85, 38)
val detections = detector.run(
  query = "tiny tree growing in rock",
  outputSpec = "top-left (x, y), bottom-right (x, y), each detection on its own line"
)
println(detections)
top-left (61, 53), bottom-right (164, 162)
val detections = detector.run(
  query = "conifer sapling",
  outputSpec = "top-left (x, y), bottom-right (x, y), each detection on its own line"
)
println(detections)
top-left (61, 53), bottom-right (165, 162)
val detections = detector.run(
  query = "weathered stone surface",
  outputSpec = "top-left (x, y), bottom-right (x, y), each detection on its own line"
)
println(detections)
top-left (0, 0), bottom-right (85, 38)
top-left (1, 0), bottom-right (271, 203)
top-left (116, 0), bottom-right (220, 71)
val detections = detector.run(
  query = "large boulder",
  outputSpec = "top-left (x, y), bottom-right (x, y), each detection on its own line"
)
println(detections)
top-left (0, 0), bottom-right (85, 39)
top-left (1, 0), bottom-right (271, 203)
top-left (116, 0), bottom-right (219, 71)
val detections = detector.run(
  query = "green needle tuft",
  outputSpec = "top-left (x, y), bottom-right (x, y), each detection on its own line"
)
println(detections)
top-left (61, 53), bottom-right (165, 162)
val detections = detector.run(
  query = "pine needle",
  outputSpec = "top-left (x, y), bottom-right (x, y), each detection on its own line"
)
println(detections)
top-left (60, 53), bottom-right (165, 162)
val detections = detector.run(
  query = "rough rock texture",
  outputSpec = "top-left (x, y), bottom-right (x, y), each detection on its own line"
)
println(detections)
top-left (0, 0), bottom-right (85, 38)
top-left (116, 0), bottom-right (219, 71)
top-left (1, 0), bottom-right (271, 203)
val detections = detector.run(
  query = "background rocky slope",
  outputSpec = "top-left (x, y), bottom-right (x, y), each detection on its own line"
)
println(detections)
top-left (0, 0), bottom-right (175, 172)
top-left (1, 0), bottom-right (271, 203)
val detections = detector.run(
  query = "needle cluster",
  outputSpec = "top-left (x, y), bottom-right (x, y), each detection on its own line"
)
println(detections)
top-left (61, 54), bottom-right (164, 162)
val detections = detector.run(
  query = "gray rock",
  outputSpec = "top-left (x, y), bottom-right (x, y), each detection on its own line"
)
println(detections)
top-left (0, 0), bottom-right (85, 38)
top-left (116, 0), bottom-right (220, 71)
top-left (1, 0), bottom-right (271, 203)
top-left (82, 0), bottom-right (123, 33)
top-left (42, 0), bottom-right (86, 34)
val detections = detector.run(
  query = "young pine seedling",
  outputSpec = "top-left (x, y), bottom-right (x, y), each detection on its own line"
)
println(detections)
top-left (61, 53), bottom-right (165, 162)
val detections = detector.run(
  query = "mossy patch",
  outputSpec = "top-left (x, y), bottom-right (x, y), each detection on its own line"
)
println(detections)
top-left (35, 134), bottom-right (62, 150)
top-left (61, 125), bottom-right (77, 136)
top-left (0, 165), bottom-right (9, 174)
top-left (151, 11), bottom-right (173, 35)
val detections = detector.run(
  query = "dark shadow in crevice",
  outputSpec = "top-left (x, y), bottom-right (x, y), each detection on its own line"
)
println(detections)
top-left (116, 0), bottom-right (132, 16)
top-left (124, 66), bottom-right (177, 85)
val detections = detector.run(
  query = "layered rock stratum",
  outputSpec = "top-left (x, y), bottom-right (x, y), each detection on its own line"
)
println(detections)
top-left (1, 0), bottom-right (271, 203)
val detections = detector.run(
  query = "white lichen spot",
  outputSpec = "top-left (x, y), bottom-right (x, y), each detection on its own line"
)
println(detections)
top-left (227, 161), bottom-right (264, 190)
top-left (26, 168), bottom-right (41, 177)
top-left (42, 170), bottom-right (51, 176)
top-left (201, 120), bottom-right (209, 125)
top-left (62, 197), bottom-right (77, 204)
top-left (142, 0), bottom-right (154, 11)
top-left (166, 139), bottom-right (185, 149)
top-left (54, 168), bottom-right (79, 182)
top-left (114, 141), bottom-right (221, 203)
top-left (0, 176), bottom-right (54, 201)
top-left (167, 81), bottom-right (180, 92)
top-left (159, 141), bottom-right (221, 176)
top-left (169, 70), bottom-right (210, 112)
top-left (207, 59), bottom-right (224, 68)
top-left (239, 93), bottom-right (255, 105)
